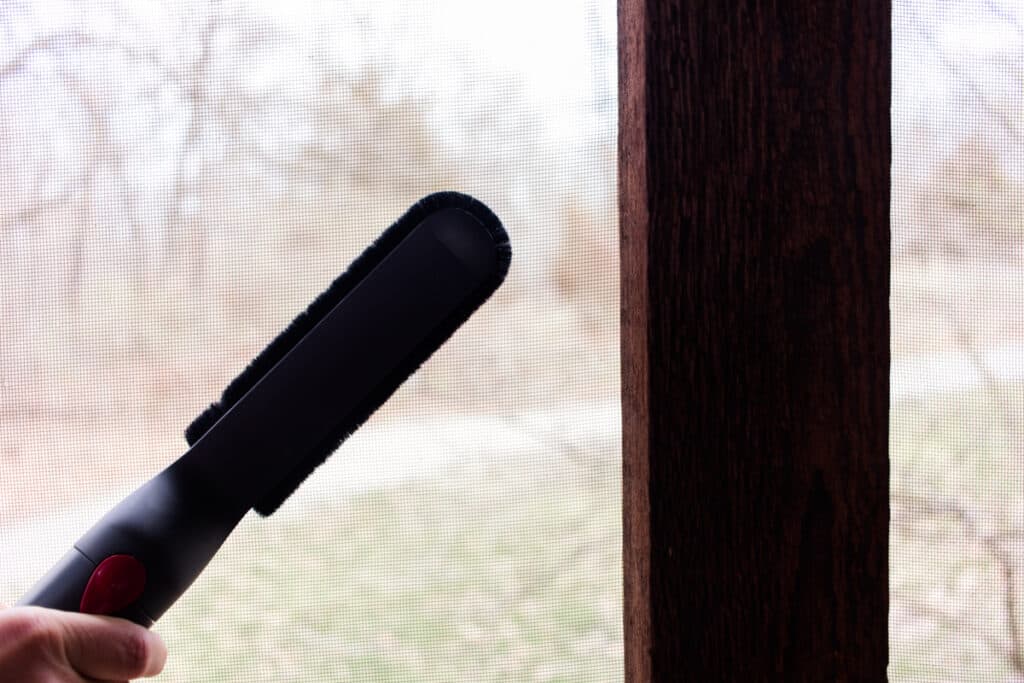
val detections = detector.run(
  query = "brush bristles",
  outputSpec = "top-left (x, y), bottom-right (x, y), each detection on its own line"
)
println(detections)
top-left (184, 191), bottom-right (511, 516)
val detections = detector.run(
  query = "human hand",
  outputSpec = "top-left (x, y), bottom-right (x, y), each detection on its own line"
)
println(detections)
top-left (0, 604), bottom-right (166, 682)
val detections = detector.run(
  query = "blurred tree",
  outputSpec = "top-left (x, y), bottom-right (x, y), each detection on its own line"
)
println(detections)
top-left (892, 2), bottom-right (1024, 678)
top-left (915, 137), bottom-right (1024, 261)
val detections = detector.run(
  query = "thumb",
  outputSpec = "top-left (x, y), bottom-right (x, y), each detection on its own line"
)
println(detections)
top-left (56, 611), bottom-right (167, 680)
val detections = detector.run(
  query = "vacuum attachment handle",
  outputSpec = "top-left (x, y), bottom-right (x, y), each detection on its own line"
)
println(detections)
top-left (17, 192), bottom-right (511, 626)
top-left (18, 468), bottom-right (241, 626)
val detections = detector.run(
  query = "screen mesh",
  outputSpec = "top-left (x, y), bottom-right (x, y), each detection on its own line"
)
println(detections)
top-left (0, 1), bottom-right (621, 680)
top-left (892, 1), bottom-right (1024, 680)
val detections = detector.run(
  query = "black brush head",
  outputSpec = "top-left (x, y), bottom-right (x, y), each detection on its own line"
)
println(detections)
top-left (183, 192), bottom-right (511, 515)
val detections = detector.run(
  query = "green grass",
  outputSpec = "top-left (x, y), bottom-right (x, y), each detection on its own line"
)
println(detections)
top-left (152, 449), bottom-right (622, 682)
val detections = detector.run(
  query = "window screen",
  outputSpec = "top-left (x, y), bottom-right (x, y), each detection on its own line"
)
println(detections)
top-left (892, 1), bottom-right (1024, 680)
top-left (0, 1), bottom-right (621, 680)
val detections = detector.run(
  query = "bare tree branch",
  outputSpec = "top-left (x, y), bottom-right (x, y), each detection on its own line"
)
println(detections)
top-left (913, 290), bottom-right (1021, 444)
top-left (895, 591), bottom-right (1014, 661)
top-left (1, 30), bottom-right (182, 86)
top-left (0, 28), bottom-right (186, 227)
top-left (161, 0), bottom-right (226, 289)
top-left (903, 0), bottom-right (1020, 140)
top-left (894, 490), bottom-right (1024, 672)
top-left (981, 0), bottom-right (1024, 47)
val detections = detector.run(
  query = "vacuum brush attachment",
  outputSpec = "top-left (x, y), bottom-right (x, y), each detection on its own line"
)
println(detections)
top-left (19, 191), bottom-right (511, 625)
top-left (183, 191), bottom-right (511, 516)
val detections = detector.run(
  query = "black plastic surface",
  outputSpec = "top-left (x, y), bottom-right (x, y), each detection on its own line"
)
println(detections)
top-left (17, 547), bottom-right (96, 613)
top-left (179, 203), bottom-right (509, 514)
top-left (18, 193), bottom-right (511, 626)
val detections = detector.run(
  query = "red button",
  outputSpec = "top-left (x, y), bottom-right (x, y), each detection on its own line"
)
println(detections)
top-left (79, 555), bottom-right (147, 615)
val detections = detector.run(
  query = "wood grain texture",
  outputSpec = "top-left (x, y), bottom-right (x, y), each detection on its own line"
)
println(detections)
top-left (618, 0), bottom-right (650, 680)
top-left (619, 0), bottom-right (890, 680)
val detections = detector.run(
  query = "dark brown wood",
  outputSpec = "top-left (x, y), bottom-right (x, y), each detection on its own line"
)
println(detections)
top-left (619, 0), bottom-right (890, 680)
top-left (619, 0), bottom-right (650, 679)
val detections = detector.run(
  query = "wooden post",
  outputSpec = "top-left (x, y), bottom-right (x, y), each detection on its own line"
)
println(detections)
top-left (619, 1), bottom-right (890, 679)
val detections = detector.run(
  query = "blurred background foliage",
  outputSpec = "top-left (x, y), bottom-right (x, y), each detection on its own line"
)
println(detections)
top-left (1, 1), bottom-right (621, 681)
top-left (16, 0), bottom-right (1024, 679)
top-left (0, 0), bottom-right (618, 509)
top-left (892, 1), bottom-right (1024, 681)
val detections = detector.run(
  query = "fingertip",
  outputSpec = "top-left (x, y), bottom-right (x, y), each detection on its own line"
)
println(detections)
top-left (142, 629), bottom-right (168, 677)
top-left (119, 624), bottom-right (168, 678)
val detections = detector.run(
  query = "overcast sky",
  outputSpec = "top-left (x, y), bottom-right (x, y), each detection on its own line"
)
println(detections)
top-left (894, 0), bottom-right (1024, 178)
